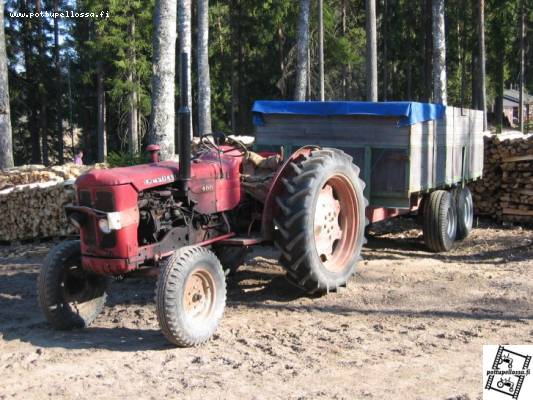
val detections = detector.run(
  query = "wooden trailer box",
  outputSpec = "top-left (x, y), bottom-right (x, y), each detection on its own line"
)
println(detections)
top-left (252, 101), bottom-right (484, 209)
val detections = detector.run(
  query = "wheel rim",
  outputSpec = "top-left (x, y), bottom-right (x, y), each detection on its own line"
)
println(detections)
top-left (183, 267), bottom-right (216, 321)
top-left (464, 194), bottom-right (473, 228)
top-left (447, 204), bottom-right (457, 238)
top-left (313, 175), bottom-right (358, 273)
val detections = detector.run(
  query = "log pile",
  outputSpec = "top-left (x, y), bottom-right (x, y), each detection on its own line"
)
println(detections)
top-left (0, 164), bottom-right (104, 241)
top-left (470, 133), bottom-right (533, 225)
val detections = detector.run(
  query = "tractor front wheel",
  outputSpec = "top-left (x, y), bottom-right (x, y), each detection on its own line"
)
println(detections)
top-left (155, 246), bottom-right (226, 347)
top-left (38, 240), bottom-right (108, 329)
top-left (274, 148), bottom-right (367, 294)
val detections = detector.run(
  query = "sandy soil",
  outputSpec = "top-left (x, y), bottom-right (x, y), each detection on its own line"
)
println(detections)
top-left (0, 218), bottom-right (531, 400)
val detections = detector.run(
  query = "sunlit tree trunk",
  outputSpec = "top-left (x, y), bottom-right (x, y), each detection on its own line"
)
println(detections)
top-left (0, 0), bottom-right (14, 168)
top-left (96, 61), bottom-right (107, 162)
top-left (197, 0), bottom-right (212, 135)
top-left (478, 0), bottom-right (488, 130)
top-left (178, 0), bottom-right (193, 136)
top-left (149, 0), bottom-right (177, 160)
top-left (432, 0), bottom-right (447, 104)
top-left (294, 0), bottom-right (310, 101)
top-left (518, 0), bottom-right (525, 132)
top-left (365, 0), bottom-right (378, 101)
top-left (128, 17), bottom-right (139, 155)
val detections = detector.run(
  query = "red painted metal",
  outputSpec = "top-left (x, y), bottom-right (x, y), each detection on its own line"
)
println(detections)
top-left (74, 146), bottom-right (245, 275)
top-left (146, 144), bottom-right (160, 162)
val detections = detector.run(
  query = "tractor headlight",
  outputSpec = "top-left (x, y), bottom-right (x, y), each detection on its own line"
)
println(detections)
top-left (98, 218), bottom-right (112, 234)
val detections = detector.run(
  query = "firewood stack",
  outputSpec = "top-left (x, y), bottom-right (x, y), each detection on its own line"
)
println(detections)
top-left (470, 135), bottom-right (501, 216)
top-left (0, 164), bottom-right (104, 241)
top-left (470, 133), bottom-right (533, 225)
top-left (499, 136), bottom-right (533, 224)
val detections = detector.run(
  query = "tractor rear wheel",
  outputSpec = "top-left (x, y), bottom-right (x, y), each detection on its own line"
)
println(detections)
top-left (422, 190), bottom-right (457, 252)
top-left (274, 148), bottom-right (367, 294)
top-left (155, 246), bottom-right (226, 347)
top-left (38, 240), bottom-right (108, 329)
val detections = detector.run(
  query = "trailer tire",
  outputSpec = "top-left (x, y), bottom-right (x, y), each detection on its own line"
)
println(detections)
top-left (38, 240), bottom-right (108, 329)
top-left (455, 187), bottom-right (474, 240)
top-left (274, 148), bottom-right (367, 295)
top-left (155, 246), bottom-right (226, 347)
top-left (422, 190), bottom-right (457, 252)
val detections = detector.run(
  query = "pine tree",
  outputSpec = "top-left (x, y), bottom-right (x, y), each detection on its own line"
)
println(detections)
top-left (150, 0), bottom-right (177, 159)
top-left (0, 0), bottom-right (14, 168)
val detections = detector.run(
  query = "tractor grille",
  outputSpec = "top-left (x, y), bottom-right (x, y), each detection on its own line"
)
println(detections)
top-left (78, 189), bottom-right (116, 248)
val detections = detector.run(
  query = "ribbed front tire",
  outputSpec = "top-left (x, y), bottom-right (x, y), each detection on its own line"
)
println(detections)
top-left (422, 190), bottom-right (457, 252)
top-left (38, 240), bottom-right (108, 329)
top-left (155, 246), bottom-right (226, 347)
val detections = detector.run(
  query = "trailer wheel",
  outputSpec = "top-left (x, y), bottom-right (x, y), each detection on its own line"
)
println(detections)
top-left (274, 148), bottom-right (367, 294)
top-left (38, 240), bottom-right (108, 329)
top-left (422, 190), bottom-right (457, 252)
top-left (212, 245), bottom-right (249, 275)
top-left (155, 246), bottom-right (226, 347)
top-left (455, 187), bottom-right (474, 240)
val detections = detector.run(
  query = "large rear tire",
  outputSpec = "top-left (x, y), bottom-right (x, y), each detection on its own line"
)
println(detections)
top-left (37, 240), bottom-right (108, 329)
top-left (455, 186), bottom-right (474, 240)
top-left (274, 148), bottom-right (367, 294)
top-left (155, 246), bottom-right (226, 347)
top-left (422, 190), bottom-right (457, 252)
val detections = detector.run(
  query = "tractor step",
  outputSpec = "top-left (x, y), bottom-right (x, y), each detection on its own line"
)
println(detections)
top-left (217, 235), bottom-right (264, 246)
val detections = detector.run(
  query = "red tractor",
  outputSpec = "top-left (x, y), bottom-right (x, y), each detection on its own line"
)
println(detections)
top-left (37, 54), bottom-right (366, 347)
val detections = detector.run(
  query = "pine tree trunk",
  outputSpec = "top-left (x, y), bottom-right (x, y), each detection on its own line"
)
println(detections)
top-left (197, 0), bottom-right (212, 135)
top-left (36, 0), bottom-right (48, 165)
top-left (149, 0), bottom-right (177, 160)
top-left (365, 0), bottom-right (378, 101)
top-left (318, 0), bottom-right (325, 101)
top-left (21, 0), bottom-right (40, 164)
top-left (518, 0), bottom-right (525, 132)
top-left (342, 0), bottom-right (348, 99)
top-left (496, 44), bottom-right (504, 133)
top-left (53, 0), bottom-right (63, 164)
top-left (478, 0), bottom-right (487, 130)
top-left (423, 0), bottom-right (432, 101)
top-left (382, 0), bottom-right (389, 101)
top-left (128, 18), bottom-right (139, 156)
top-left (0, 0), bottom-right (14, 169)
top-left (432, 0), bottom-right (447, 104)
top-left (178, 0), bottom-right (193, 137)
top-left (294, 0), bottom-right (310, 101)
top-left (96, 61), bottom-right (107, 162)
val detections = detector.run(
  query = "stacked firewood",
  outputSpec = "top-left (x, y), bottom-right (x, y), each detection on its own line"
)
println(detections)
top-left (470, 133), bottom-right (533, 225)
top-left (0, 164), bottom-right (104, 241)
top-left (470, 135), bottom-right (501, 216)
top-left (499, 137), bottom-right (533, 224)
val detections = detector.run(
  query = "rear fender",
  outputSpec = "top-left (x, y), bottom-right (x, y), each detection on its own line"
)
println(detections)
top-left (261, 145), bottom-right (319, 241)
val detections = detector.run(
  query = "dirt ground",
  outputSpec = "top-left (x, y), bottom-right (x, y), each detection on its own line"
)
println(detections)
top-left (0, 217), bottom-right (531, 400)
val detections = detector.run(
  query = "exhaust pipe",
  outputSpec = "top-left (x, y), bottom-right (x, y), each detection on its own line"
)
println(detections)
top-left (177, 52), bottom-right (191, 192)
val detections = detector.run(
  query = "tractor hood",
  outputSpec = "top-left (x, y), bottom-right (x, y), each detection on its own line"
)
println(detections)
top-left (76, 161), bottom-right (181, 192)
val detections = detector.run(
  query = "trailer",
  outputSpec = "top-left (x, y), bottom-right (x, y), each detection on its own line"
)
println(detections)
top-left (252, 100), bottom-right (485, 252)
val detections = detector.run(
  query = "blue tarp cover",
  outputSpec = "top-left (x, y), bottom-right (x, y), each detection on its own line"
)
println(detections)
top-left (252, 101), bottom-right (445, 127)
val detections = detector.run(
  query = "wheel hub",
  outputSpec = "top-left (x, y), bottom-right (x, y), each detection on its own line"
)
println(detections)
top-left (314, 184), bottom-right (343, 263)
top-left (183, 268), bottom-right (215, 320)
